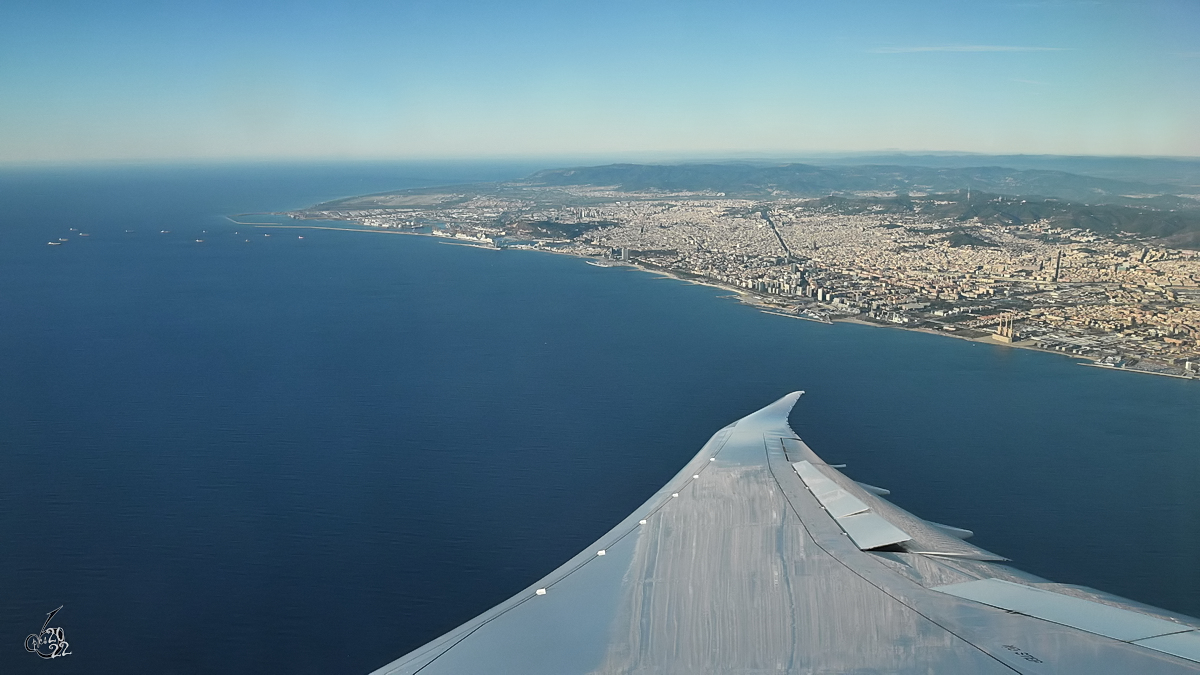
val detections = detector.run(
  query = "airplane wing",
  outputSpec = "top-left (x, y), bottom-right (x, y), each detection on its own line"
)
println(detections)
top-left (372, 392), bottom-right (1200, 674)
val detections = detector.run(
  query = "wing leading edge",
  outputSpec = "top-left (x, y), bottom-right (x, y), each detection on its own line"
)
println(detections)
top-left (373, 392), bottom-right (1200, 674)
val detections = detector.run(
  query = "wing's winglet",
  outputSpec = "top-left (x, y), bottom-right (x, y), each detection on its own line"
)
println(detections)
top-left (732, 391), bottom-right (804, 437)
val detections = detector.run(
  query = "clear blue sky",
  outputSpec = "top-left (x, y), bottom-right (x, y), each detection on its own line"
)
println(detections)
top-left (2, 0), bottom-right (1197, 163)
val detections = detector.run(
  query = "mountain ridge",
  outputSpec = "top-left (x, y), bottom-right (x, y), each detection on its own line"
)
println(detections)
top-left (527, 162), bottom-right (1191, 207)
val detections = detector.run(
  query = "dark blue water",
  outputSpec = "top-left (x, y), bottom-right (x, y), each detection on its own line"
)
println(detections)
top-left (2, 164), bottom-right (1199, 674)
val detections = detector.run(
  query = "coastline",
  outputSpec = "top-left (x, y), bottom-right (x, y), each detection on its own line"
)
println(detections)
top-left (265, 220), bottom-right (1196, 383)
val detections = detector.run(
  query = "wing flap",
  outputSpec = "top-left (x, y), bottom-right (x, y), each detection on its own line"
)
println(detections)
top-left (793, 460), bottom-right (911, 549)
top-left (934, 578), bottom-right (1194, 643)
top-left (837, 511), bottom-right (914, 550)
top-left (1135, 632), bottom-right (1200, 663)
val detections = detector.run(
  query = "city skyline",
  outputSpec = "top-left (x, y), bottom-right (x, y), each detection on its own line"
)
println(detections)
top-left (2, 0), bottom-right (1198, 163)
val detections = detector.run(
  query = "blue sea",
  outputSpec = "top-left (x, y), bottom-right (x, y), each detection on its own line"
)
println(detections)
top-left (2, 163), bottom-right (1199, 674)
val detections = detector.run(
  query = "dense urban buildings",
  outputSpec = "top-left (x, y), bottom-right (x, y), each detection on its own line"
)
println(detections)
top-left (298, 182), bottom-right (1200, 379)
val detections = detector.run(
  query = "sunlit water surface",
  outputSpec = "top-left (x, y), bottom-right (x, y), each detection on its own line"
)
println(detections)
top-left (2, 163), bottom-right (1198, 674)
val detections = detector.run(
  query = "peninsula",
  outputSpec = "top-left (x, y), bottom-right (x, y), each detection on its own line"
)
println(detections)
top-left (291, 161), bottom-right (1200, 379)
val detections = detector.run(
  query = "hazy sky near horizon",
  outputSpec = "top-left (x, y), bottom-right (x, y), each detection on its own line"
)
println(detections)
top-left (2, 0), bottom-right (1198, 163)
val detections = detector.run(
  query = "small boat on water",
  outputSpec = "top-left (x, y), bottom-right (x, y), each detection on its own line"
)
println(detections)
top-left (586, 260), bottom-right (616, 267)
top-left (47, 241), bottom-right (62, 246)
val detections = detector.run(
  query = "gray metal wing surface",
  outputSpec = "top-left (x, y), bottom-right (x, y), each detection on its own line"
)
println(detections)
top-left (373, 392), bottom-right (1200, 674)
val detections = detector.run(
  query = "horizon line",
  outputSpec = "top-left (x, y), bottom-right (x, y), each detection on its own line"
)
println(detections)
top-left (5, 150), bottom-right (1200, 170)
